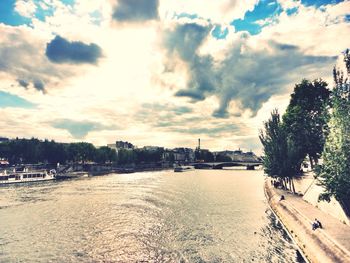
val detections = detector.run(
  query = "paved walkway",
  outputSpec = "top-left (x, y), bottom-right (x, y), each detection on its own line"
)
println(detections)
top-left (273, 186), bottom-right (350, 253)
top-left (265, 181), bottom-right (350, 262)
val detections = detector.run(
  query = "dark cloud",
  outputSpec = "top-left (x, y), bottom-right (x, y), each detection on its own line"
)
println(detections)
top-left (164, 23), bottom-right (216, 102)
top-left (113, 0), bottom-right (159, 22)
top-left (175, 89), bottom-right (205, 101)
top-left (17, 79), bottom-right (29, 88)
top-left (16, 78), bottom-right (45, 92)
top-left (46, 36), bottom-right (102, 64)
top-left (0, 26), bottom-right (74, 93)
top-left (51, 119), bottom-right (117, 139)
top-left (33, 79), bottom-right (45, 91)
top-left (164, 23), bottom-right (210, 61)
top-left (163, 23), bottom-right (337, 117)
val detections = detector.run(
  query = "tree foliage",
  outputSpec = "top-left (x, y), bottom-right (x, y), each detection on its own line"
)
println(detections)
top-left (0, 138), bottom-right (117, 164)
top-left (259, 109), bottom-right (304, 180)
top-left (317, 50), bottom-right (350, 203)
top-left (283, 79), bottom-right (330, 168)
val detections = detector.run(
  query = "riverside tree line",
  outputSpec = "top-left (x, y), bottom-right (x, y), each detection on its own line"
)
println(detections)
top-left (0, 139), bottom-right (218, 166)
top-left (260, 50), bottom-right (350, 208)
top-left (0, 139), bottom-right (168, 165)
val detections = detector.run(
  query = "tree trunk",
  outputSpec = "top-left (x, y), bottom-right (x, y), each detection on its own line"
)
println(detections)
top-left (309, 155), bottom-right (314, 169)
top-left (288, 177), bottom-right (292, 192)
top-left (291, 177), bottom-right (296, 194)
top-left (282, 178), bottom-right (287, 190)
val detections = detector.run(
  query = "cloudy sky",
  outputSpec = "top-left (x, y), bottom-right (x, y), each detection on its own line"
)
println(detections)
top-left (0, 0), bottom-right (349, 153)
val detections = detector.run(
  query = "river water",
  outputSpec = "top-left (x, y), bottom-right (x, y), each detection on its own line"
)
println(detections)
top-left (0, 169), bottom-right (305, 262)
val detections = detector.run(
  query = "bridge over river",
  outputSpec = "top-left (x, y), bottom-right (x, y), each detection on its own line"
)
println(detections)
top-left (190, 161), bottom-right (263, 170)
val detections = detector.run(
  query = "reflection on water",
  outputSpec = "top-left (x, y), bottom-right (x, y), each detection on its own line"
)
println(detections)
top-left (0, 170), bottom-right (305, 262)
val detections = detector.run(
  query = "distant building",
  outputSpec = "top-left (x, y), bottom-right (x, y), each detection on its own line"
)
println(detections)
top-left (116, 141), bottom-right (134, 149)
top-left (172, 147), bottom-right (194, 162)
top-left (107, 141), bottom-right (135, 152)
top-left (162, 147), bottom-right (195, 163)
top-left (214, 149), bottom-right (260, 162)
top-left (143, 146), bottom-right (164, 152)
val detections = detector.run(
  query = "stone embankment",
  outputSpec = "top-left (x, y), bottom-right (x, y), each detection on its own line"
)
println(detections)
top-left (265, 180), bottom-right (350, 263)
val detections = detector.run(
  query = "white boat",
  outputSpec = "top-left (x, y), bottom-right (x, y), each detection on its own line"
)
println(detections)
top-left (0, 168), bottom-right (56, 185)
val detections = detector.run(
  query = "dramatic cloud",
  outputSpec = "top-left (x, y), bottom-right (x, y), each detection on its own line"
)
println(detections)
top-left (113, 0), bottom-right (159, 22)
top-left (164, 23), bottom-right (216, 100)
top-left (0, 25), bottom-right (71, 92)
top-left (163, 22), bottom-right (336, 117)
top-left (46, 35), bottom-right (102, 64)
top-left (0, 0), bottom-right (349, 153)
top-left (51, 119), bottom-right (117, 139)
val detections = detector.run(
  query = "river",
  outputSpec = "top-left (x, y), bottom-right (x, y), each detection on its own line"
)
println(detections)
top-left (0, 169), bottom-right (305, 262)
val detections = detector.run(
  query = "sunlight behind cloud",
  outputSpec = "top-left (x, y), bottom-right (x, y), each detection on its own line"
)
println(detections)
top-left (0, 0), bottom-right (349, 153)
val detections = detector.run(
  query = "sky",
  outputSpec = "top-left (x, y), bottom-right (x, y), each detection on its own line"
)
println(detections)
top-left (0, 0), bottom-right (349, 154)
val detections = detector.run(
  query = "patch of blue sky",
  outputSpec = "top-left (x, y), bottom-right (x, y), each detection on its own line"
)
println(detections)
top-left (286, 7), bottom-right (298, 16)
top-left (90, 10), bottom-right (102, 26)
top-left (345, 14), bottom-right (350, 22)
top-left (301, 0), bottom-right (344, 7)
top-left (0, 0), bottom-right (75, 26)
top-left (231, 20), bottom-right (262, 35)
top-left (173, 12), bottom-right (199, 20)
top-left (0, 0), bottom-right (31, 26)
top-left (231, 0), bottom-right (282, 35)
top-left (33, 1), bottom-right (55, 22)
top-left (0, 91), bottom-right (36, 109)
top-left (212, 25), bottom-right (229, 39)
top-left (60, 0), bottom-right (75, 7)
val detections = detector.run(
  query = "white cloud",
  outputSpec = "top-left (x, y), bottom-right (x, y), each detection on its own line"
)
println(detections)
top-left (277, 0), bottom-right (300, 10)
top-left (15, 0), bottom-right (37, 18)
top-left (1, 0), bottom-right (349, 154)
top-left (259, 2), bottom-right (350, 56)
top-left (159, 0), bottom-right (259, 24)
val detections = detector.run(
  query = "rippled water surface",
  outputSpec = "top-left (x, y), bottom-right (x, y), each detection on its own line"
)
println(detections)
top-left (0, 169), bottom-right (304, 262)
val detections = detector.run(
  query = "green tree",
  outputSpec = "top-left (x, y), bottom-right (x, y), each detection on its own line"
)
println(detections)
top-left (117, 149), bottom-right (136, 165)
top-left (260, 109), bottom-right (303, 192)
top-left (67, 142), bottom-right (96, 163)
top-left (283, 79), bottom-right (330, 168)
top-left (317, 50), bottom-right (350, 205)
top-left (94, 146), bottom-right (117, 163)
top-left (133, 148), bottom-right (164, 164)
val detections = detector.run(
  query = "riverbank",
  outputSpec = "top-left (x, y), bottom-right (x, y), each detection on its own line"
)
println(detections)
top-left (265, 180), bottom-right (350, 263)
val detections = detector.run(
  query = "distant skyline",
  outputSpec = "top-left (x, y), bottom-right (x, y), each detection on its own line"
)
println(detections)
top-left (0, 0), bottom-right (349, 154)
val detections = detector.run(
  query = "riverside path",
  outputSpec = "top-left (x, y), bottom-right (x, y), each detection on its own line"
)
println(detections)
top-left (265, 181), bottom-right (350, 263)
